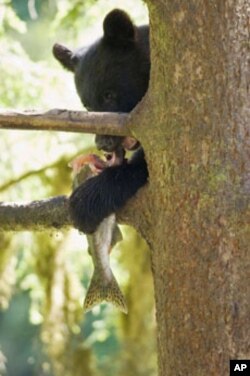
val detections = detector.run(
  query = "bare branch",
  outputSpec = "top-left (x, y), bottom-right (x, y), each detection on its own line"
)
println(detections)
top-left (0, 109), bottom-right (130, 136)
top-left (0, 196), bottom-right (71, 231)
top-left (0, 186), bottom-right (149, 233)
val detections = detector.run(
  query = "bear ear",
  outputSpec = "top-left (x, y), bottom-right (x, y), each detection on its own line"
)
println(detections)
top-left (103, 9), bottom-right (135, 45)
top-left (52, 43), bottom-right (78, 72)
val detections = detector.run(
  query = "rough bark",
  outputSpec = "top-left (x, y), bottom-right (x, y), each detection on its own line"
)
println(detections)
top-left (135, 0), bottom-right (250, 375)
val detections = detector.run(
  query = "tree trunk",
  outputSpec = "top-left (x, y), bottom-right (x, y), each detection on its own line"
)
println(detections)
top-left (134, 1), bottom-right (249, 374)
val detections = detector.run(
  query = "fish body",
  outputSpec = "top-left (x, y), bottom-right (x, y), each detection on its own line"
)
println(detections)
top-left (85, 214), bottom-right (127, 313)
top-left (69, 153), bottom-right (127, 314)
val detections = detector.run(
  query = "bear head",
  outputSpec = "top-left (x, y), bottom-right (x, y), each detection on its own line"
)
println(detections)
top-left (53, 9), bottom-right (150, 152)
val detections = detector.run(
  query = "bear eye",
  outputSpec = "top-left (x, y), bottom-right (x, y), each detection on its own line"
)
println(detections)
top-left (103, 91), bottom-right (117, 103)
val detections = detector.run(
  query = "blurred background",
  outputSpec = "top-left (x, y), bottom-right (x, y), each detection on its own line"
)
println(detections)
top-left (0, 0), bottom-right (156, 375)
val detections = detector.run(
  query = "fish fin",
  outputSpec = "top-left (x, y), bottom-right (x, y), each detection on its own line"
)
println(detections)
top-left (83, 270), bottom-right (128, 314)
top-left (110, 224), bottom-right (123, 249)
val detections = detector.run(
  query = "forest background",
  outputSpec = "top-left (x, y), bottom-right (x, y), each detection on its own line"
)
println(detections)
top-left (0, 1), bottom-right (156, 375)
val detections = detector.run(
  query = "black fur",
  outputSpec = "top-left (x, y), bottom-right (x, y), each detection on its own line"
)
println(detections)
top-left (69, 149), bottom-right (148, 233)
top-left (53, 9), bottom-right (150, 233)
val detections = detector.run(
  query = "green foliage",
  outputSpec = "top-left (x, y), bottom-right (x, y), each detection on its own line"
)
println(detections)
top-left (0, 1), bottom-right (155, 375)
top-left (0, 40), bottom-right (42, 107)
top-left (11, 0), bottom-right (57, 22)
top-left (0, 234), bottom-right (16, 310)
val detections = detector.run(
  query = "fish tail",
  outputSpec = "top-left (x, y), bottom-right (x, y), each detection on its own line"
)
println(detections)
top-left (83, 270), bottom-right (128, 314)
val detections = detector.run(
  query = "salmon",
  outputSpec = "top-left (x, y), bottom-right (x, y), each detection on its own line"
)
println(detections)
top-left (69, 152), bottom-right (128, 314)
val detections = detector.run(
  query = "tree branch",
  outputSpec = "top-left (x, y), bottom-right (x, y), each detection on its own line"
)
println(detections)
top-left (0, 187), bottom-right (149, 234)
top-left (0, 109), bottom-right (130, 136)
top-left (0, 196), bottom-right (71, 231)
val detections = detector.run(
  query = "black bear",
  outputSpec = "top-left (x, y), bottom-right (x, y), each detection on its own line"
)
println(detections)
top-left (53, 9), bottom-right (150, 233)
